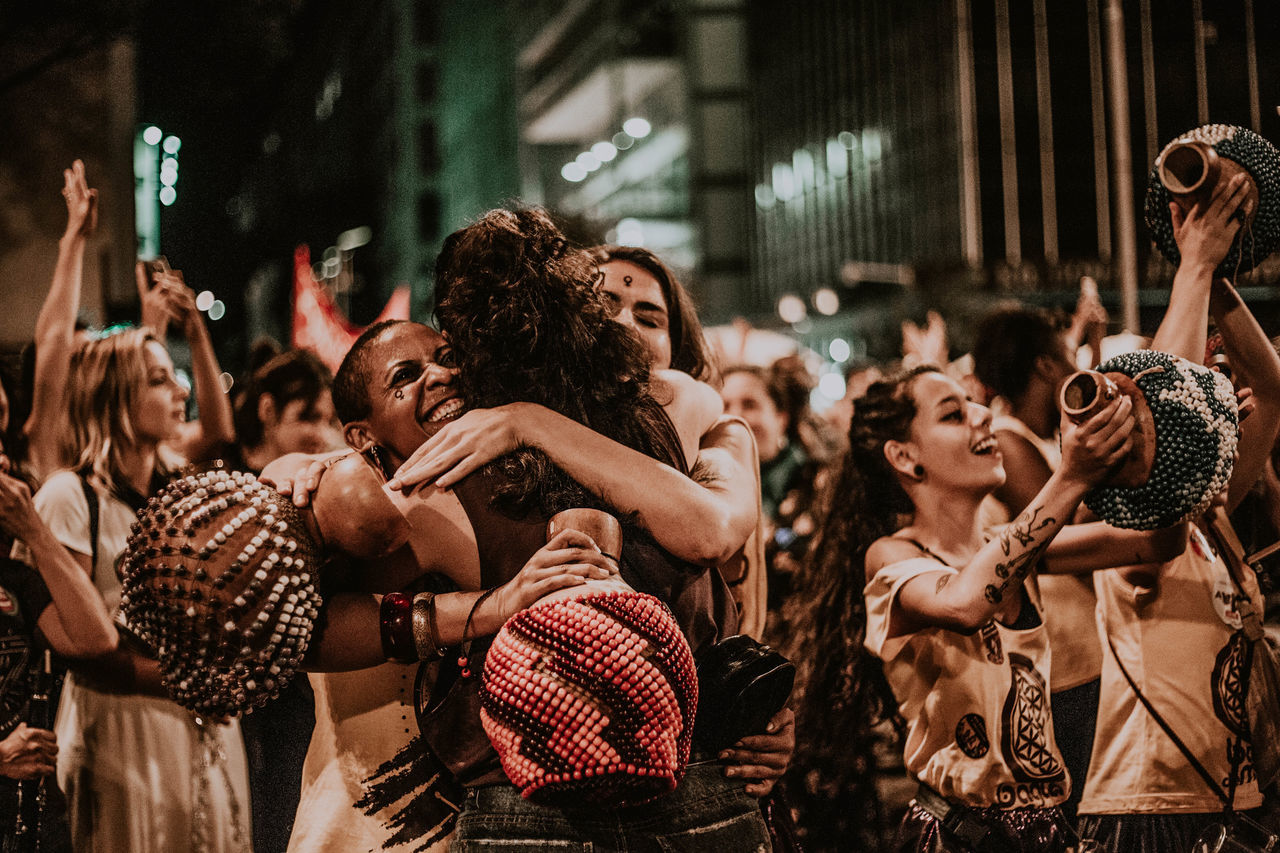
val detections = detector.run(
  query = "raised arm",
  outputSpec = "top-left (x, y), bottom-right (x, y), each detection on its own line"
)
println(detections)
top-left (1150, 172), bottom-right (1249, 361)
top-left (1211, 278), bottom-right (1280, 512)
top-left (160, 274), bottom-right (236, 462)
top-left (0, 470), bottom-right (116, 657)
top-left (879, 394), bottom-right (1134, 633)
top-left (24, 161), bottom-right (98, 482)
top-left (389, 401), bottom-right (758, 567)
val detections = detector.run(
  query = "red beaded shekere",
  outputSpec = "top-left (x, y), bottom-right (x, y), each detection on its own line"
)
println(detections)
top-left (480, 589), bottom-right (697, 806)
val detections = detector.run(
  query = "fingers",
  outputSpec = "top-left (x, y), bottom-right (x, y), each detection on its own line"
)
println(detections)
top-left (1170, 201), bottom-right (1185, 233)
top-left (543, 528), bottom-right (601, 553)
top-left (534, 549), bottom-right (617, 579)
top-left (389, 434), bottom-right (450, 491)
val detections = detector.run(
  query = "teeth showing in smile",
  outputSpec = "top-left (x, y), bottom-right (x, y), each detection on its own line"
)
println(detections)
top-left (971, 437), bottom-right (997, 455)
top-left (426, 398), bottom-right (464, 423)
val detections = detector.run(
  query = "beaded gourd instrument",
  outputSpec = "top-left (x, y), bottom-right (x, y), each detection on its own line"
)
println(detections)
top-left (480, 589), bottom-right (698, 806)
top-left (120, 469), bottom-right (321, 717)
top-left (1145, 124), bottom-right (1280, 276)
top-left (1081, 350), bottom-right (1238, 530)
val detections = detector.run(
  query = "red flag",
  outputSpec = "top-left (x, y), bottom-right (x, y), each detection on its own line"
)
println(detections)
top-left (291, 244), bottom-right (411, 372)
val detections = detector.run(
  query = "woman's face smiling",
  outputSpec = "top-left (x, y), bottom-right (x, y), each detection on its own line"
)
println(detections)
top-left (906, 372), bottom-right (1004, 492)
top-left (359, 324), bottom-right (462, 465)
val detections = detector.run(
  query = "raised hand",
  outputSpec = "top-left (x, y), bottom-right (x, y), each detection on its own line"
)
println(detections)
top-left (0, 469), bottom-right (39, 542)
top-left (62, 159), bottom-right (98, 239)
top-left (1059, 393), bottom-right (1135, 487)
top-left (1172, 172), bottom-right (1251, 272)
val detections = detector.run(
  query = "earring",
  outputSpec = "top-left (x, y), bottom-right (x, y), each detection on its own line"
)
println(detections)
top-left (363, 445), bottom-right (390, 482)
top-left (913, 464), bottom-right (925, 479)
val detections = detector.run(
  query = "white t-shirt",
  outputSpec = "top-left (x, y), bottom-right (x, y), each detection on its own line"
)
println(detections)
top-left (865, 557), bottom-right (1069, 809)
top-left (1080, 528), bottom-right (1263, 815)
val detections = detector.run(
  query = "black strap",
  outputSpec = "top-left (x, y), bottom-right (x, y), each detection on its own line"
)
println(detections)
top-left (1102, 630), bottom-right (1231, 809)
top-left (78, 473), bottom-right (99, 571)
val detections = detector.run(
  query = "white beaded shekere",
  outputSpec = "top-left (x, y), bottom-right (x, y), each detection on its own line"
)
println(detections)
top-left (1083, 350), bottom-right (1238, 530)
top-left (1145, 124), bottom-right (1280, 276)
top-left (120, 469), bottom-right (322, 717)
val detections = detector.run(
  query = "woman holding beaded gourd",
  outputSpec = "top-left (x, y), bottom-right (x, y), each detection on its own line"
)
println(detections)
top-left (1075, 166), bottom-right (1280, 851)
top-left (783, 337), bottom-right (1207, 851)
top-left (30, 328), bottom-right (250, 852)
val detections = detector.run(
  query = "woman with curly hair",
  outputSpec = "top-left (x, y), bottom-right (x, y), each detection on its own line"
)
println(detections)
top-left (417, 207), bottom-right (773, 849)
top-left (783, 362), bottom-right (1184, 852)
top-left (266, 209), bottom-right (779, 850)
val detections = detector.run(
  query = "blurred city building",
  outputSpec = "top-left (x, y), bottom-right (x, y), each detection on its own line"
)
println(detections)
top-left (2, 0), bottom-right (1278, 381)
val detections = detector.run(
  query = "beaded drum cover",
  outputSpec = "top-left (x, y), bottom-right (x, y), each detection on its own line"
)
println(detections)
top-left (480, 590), bottom-right (697, 806)
top-left (1145, 124), bottom-right (1280, 276)
top-left (1082, 350), bottom-right (1238, 530)
top-left (120, 469), bottom-right (322, 718)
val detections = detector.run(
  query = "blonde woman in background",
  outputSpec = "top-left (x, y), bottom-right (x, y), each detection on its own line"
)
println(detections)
top-left (30, 328), bottom-right (249, 851)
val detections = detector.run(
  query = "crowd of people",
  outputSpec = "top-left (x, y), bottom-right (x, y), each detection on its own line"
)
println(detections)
top-left (0, 155), bottom-right (1277, 853)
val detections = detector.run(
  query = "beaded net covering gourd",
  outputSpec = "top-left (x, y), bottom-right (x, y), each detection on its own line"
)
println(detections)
top-left (479, 590), bottom-right (697, 806)
top-left (120, 469), bottom-right (322, 718)
top-left (1145, 124), bottom-right (1280, 276)
top-left (1083, 350), bottom-right (1237, 530)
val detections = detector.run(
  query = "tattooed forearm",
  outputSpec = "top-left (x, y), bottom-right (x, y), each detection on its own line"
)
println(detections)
top-left (999, 505), bottom-right (1054, 554)
top-left (986, 504), bottom-right (1057, 603)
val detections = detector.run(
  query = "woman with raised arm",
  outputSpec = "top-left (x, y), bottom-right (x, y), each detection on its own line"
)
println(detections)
top-left (783, 361), bottom-right (1156, 852)
top-left (1075, 168), bottom-right (1280, 852)
top-left (30, 329), bottom-right (249, 852)
top-left (22, 161), bottom-right (96, 484)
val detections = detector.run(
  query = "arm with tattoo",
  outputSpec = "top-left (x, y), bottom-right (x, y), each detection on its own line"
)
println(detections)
top-left (878, 393), bottom-right (1135, 633)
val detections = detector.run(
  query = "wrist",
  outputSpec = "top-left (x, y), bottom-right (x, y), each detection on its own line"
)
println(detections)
top-left (1048, 468), bottom-right (1093, 500)
top-left (59, 231), bottom-right (86, 249)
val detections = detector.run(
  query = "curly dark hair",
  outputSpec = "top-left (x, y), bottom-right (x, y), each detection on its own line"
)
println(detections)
top-left (971, 304), bottom-right (1070, 402)
top-left (433, 208), bottom-right (685, 517)
top-left (781, 365), bottom-right (937, 851)
top-left (588, 245), bottom-right (717, 384)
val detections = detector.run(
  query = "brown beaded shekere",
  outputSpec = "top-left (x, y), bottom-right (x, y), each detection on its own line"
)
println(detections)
top-left (120, 468), bottom-right (322, 718)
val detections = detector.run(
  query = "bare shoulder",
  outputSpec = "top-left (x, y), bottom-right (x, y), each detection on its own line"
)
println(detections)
top-left (312, 455), bottom-right (409, 559)
top-left (701, 414), bottom-right (754, 452)
top-left (864, 535), bottom-right (920, 575)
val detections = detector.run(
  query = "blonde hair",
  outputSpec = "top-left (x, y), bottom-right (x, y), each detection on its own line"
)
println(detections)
top-left (66, 328), bottom-right (183, 488)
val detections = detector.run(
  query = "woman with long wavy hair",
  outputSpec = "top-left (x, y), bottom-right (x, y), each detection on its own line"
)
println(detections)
top-left (784, 363), bottom-right (1183, 852)
top-left (32, 328), bottom-right (249, 851)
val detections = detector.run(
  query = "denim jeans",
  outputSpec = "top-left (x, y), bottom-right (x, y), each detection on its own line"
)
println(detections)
top-left (450, 764), bottom-right (772, 852)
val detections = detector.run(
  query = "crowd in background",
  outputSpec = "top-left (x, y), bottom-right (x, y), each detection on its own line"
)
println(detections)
top-left (1, 158), bottom-right (1278, 853)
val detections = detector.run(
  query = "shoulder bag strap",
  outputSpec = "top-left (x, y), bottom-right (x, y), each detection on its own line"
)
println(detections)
top-left (1102, 629), bottom-right (1231, 809)
top-left (1205, 508), bottom-right (1267, 640)
top-left (78, 473), bottom-right (100, 571)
